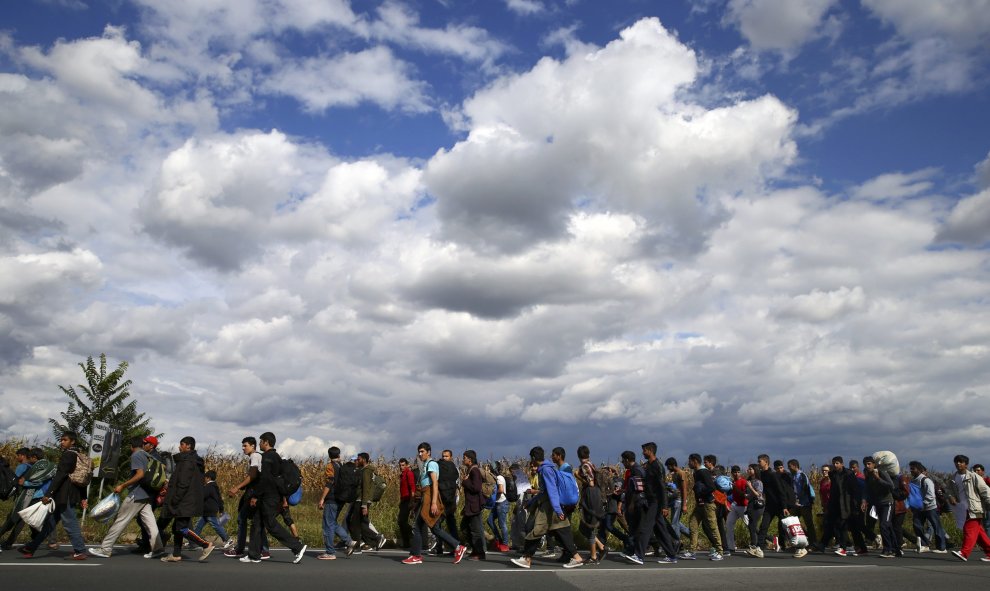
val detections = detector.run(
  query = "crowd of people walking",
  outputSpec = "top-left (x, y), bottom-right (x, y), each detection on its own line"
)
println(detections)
top-left (2, 431), bottom-right (990, 568)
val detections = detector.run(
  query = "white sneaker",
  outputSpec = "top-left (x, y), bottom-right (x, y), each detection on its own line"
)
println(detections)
top-left (88, 548), bottom-right (112, 558)
top-left (793, 548), bottom-right (808, 558)
top-left (511, 557), bottom-right (531, 568)
top-left (563, 558), bottom-right (584, 568)
top-left (918, 545), bottom-right (930, 553)
top-left (239, 555), bottom-right (261, 563)
top-left (294, 545), bottom-right (308, 564)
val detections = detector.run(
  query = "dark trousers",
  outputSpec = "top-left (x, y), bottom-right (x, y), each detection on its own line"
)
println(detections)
top-left (648, 502), bottom-right (677, 558)
top-left (171, 516), bottom-right (208, 557)
top-left (397, 498), bottom-right (413, 548)
top-left (747, 504), bottom-right (765, 548)
top-left (440, 498), bottom-right (458, 553)
top-left (758, 505), bottom-right (784, 547)
top-left (876, 503), bottom-right (895, 553)
top-left (632, 502), bottom-right (658, 560)
top-left (410, 512), bottom-right (460, 557)
top-left (236, 495), bottom-right (267, 553)
top-left (715, 503), bottom-right (728, 551)
top-left (249, 496), bottom-right (302, 559)
top-left (524, 525), bottom-right (577, 559)
top-left (461, 513), bottom-right (486, 558)
top-left (797, 505), bottom-right (819, 548)
top-left (599, 512), bottom-right (630, 552)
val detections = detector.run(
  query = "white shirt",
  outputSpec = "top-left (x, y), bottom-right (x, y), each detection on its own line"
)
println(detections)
top-left (496, 475), bottom-right (507, 503)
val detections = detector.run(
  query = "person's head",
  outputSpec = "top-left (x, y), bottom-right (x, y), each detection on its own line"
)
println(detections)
top-left (787, 459), bottom-right (800, 473)
top-left (954, 454), bottom-right (970, 473)
top-left (688, 453), bottom-right (702, 469)
top-left (757, 454), bottom-right (770, 469)
top-left (180, 436), bottom-right (195, 452)
top-left (143, 435), bottom-right (158, 451)
top-left (621, 450), bottom-right (637, 468)
top-left (130, 435), bottom-right (146, 450)
top-left (328, 446), bottom-right (340, 460)
top-left (747, 463), bottom-right (759, 478)
top-left (665, 457), bottom-right (678, 470)
top-left (399, 458), bottom-right (409, 470)
top-left (357, 452), bottom-right (370, 467)
top-left (551, 447), bottom-right (566, 466)
top-left (442, 449), bottom-right (453, 461)
top-left (463, 450), bottom-right (477, 467)
top-left (205, 469), bottom-right (217, 481)
top-left (849, 459), bottom-right (860, 472)
top-left (731, 465), bottom-right (742, 478)
top-left (418, 442), bottom-right (432, 461)
top-left (259, 432), bottom-right (276, 451)
top-left (242, 437), bottom-right (257, 454)
top-left (493, 461), bottom-right (502, 474)
top-left (773, 459), bottom-right (785, 472)
top-left (832, 456), bottom-right (844, 470)
top-left (974, 464), bottom-right (985, 476)
top-left (577, 445), bottom-right (590, 461)
top-left (642, 442), bottom-right (658, 460)
top-left (59, 431), bottom-right (77, 450)
top-left (821, 465), bottom-right (831, 479)
top-left (529, 446), bottom-right (545, 467)
top-left (15, 447), bottom-right (29, 462)
top-left (863, 457), bottom-right (876, 472)
top-left (909, 461), bottom-right (926, 477)
top-left (28, 447), bottom-right (44, 461)
top-left (703, 454), bottom-right (716, 468)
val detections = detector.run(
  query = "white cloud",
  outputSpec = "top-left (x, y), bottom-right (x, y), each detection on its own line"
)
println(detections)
top-left (852, 168), bottom-right (937, 201)
top-left (725, 0), bottom-right (839, 54)
top-left (936, 188), bottom-right (990, 246)
top-left (861, 0), bottom-right (990, 49)
top-left (505, 0), bottom-right (544, 16)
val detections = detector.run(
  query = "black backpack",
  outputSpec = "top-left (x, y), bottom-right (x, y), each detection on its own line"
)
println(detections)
top-left (505, 474), bottom-right (519, 503)
top-left (0, 458), bottom-right (15, 501)
top-left (277, 458), bottom-right (302, 497)
top-left (334, 461), bottom-right (361, 503)
top-left (437, 459), bottom-right (459, 503)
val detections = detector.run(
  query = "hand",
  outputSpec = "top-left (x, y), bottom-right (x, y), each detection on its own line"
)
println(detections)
top-left (318, 501), bottom-right (325, 510)
top-left (113, 485), bottom-right (123, 494)
top-left (783, 508), bottom-right (790, 516)
top-left (431, 502), bottom-right (439, 517)
top-left (662, 508), bottom-right (670, 518)
top-left (18, 477), bottom-right (25, 486)
top-left (861, 501), bottom-right (867, 512)
top-left (228, 487), bottom-right (239, 497)
top-left (282, 499), bottom-right (288, 509)
top-left (250, 498), bottom-right (257, 507)
top-left (557, 513), bottom-right (566, 521)
top-left (361, 506), bottom-right (368, 516)
top-left (41, 496), bottom-right (52, 505)
top-left (81, 499), bottom-right (88, 509)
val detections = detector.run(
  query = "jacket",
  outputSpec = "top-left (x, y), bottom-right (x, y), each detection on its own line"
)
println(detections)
top-left (948, 470), bottom-right (990, 519)
top-left (644, 459), bottom-right (666, 506)
top-left (791, 470), bottom-right (814, 506)
top-left (203, 480), bottom-right (224, 516)
top-left (694, 467), bottom-right (716, 504)
top-left (360, 464), bottom-right (374, 506)
top-left (254, 449), bottom-right (283, 500)
top-left (165, 450), bottom-right (205, 518)
top-left (462, 465), bottom-right (484, 516)
top-left (865, 469), bottom-right (894, 506)
top-left (829, 468), bottom-right (862, 519)
top-left (524, 460), bottom-right (569, 539)
top-left (399, 467), bottom-right (416, 501)
top-left (47, 448), bottom-right (85, 509)
top-left (759, 468), bottom-right (787, 509)
top-left (915, 474), bottom-right (938, 511)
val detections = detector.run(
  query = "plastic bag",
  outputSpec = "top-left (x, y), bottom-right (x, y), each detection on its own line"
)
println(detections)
top-left (90, 492), bottom-right (121, 523)
top-left (781, 515), bottom-right (808, 548)
top-left (218, 512), bottom-right (231, 528)
top-left (19, 501), bottom-right (55, 530)
top-left (872, 451), bottom-right (900, 479)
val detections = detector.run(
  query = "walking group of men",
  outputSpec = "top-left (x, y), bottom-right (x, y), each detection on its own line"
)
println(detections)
top-left (3, 433), bottom-right (990, 568)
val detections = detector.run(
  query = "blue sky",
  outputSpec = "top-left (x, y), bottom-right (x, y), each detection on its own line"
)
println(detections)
top-left (1, 0), bottom-right (989, 468)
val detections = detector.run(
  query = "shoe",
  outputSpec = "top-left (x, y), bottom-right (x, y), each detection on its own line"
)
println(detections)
top-left (144, 551), bottom-right (165, 559)
top-left (658, 556), bottom-right (678, 564)
top-left (746, 546), bottom-right (764, 559)
top-left (880, 552), bottom-right (895, 559)
top-left (710, 552), bottom-right (723, 561)
top-left (346, 540), bottom-right (357, 557)
top-left (48, 542), bottom-right (60, 550)
top-left (918, 546), bottom-right (930, 553)
top-left (496, 542), bottom-right (510, 553)
top-left (294, 545), bottom-right (308, 564)
top-left (223, 539), bottom-right (236, 550)
top-left (834, 548), bottom-right (847, 557)
top-left (980, 557), bottom-right (990, 563)
top-left (600, 547), bottom-right (610, 562)
top-left (239, 555), bottom-right (261, 563)
top-left (677, 551), bottom-right (697, 560)
top-left (723, 550), bottom-right (732, 557)
top-left (563, 558), bottom-right (584, 568)
top-left (260, 551), bottom-right (271, 560)
top-left (933, 549), bottom-right (948, 554)
top-left (857, 548), bottom-right (869, 556)
top-left (18, 548), bottom-right (34, 559)
top-left (161, 555), bottom-right (182, 563)
top-left (88, 548), bottom-right (112, 558)
top-left (224, 548), bottom-right (243, 558)
top-left (360, 543), bottom-right (372, 552)
top-left (68, 552), bottom-right (87, 561)
top-left (620, 553), bottom-right (644, 565)
top-left (952, 550), bottom-right (968, 561)
top-left (376, 534), bottom-right (387, 551)
top-left (200, 543), bottom-right (215, 562)
top-left (793, 548), bottom-right (808, 559)
top-left (317, 553), bottom-right (337, 560)
top-left (453, 545), bottom-right (467, 564)
top-left (402, 555), bottom-right (423, 565)
top-left (510, 557), bottom-right (531, 569)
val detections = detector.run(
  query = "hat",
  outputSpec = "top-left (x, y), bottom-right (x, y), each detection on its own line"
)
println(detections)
top-left (349, 455), bottom-right (358, 462)
top-left (143, 436), bottom-right (159, 447)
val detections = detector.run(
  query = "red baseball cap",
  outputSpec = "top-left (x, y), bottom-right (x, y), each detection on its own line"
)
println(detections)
top-left (143, 436), bottom-right (159, 447)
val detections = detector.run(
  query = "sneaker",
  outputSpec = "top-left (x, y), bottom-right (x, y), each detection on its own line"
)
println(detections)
top-left (88, 548), bottom-right (112, 559)
top-left (345, 540), bottom-right (357, 557)
top-left (510, 557), bottom-right (531, 569)
top-left (376, 534), bottom-right (387, 551)
top-left (402, 555), bottom-right (423, 565)
top-left (933, 549), bottom-right (948, 554)
top-left (48, 542), bottom-right (60, 550)
top-left (793, 548), bottom-right (808, 559)
top-left (453, 545), bottom-right (467, 564)
top-left (260, 551), bottom-right (271, 560)
top-left (161, 555), bottom-right (182, 563)
top-left (223, 539), bottom-right (236, 550)
top-left (317, 553), bottom-right (337, 560)
top-left (918, 545), bottom-right (930, 553)
top-left (746, 546), bottom-right (764, 559)
top-left (880, 552), bottom-right (895, 559)
top-left (952, 550), bottom-right (968, 562)
top-left (620, 553), bottom-right (644, 565)
top-left (294, 545), bottom-right (308, 564)
top-left (68, 553), bottom-right (87, 561)
top-left (144, 550), bottom-right (165, 559)
top-left (360, 543), bottom-right (372, 552)
top-left (834, 548), bottom-right (848, 557)
top-left (980, 557), bottom-right (990, 563)
top-left (496, 543), bottom-right (510, 553)
top-left (224, 548), bottom-right (243, 558)
top-left (658, 556), bottom-right (678, 564)
top-left (723, 550), bottom-right (732, 557)
top-left (18, 548), bottom-right (34, 559)
top-left (200, 543), bottom-right (215, 562)
top-left (239, 556), bottom-right (261, 563)
top-left (563, 558), bottom-right (584, 568)
top-left (600, 547), bottom-right (610, 562)
top-left (677, 551), bottom-right (697, 560)
top-left (710, 552), bottom-right (723, 561)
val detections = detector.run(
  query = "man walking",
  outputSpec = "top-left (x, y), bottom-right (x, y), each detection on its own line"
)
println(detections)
top-left (460, 450), bottom-right (486, 560)
top-left (90, 437), bottom-right (164, 558)
top-left (947, 454), bottom-right (990, 561)
top-left (510, 446), bottom-right (583, 569)
top-left (402, 442), bottom-right (466, 565)
top-left (161, 436), bottom-right (214, 563)
top-left (317, 446), bottom-right (356, 560)
top-left (397, 458), bottom-right (415, 549)
top-left (241, 432), bottom-right (307, 564)
top-left (224, 437), bottom-right (267, 559)
top-left (788, 459), bottom-right (819, 551)
top-left (682, 453), bottom-right (723, 561)
top-left (909, 461), bottom-right (947, 553)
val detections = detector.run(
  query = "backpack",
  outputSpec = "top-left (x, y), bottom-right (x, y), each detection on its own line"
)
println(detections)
top-left (370, 469), bottom-right (387, 503)
top-left (334, 462), bottom-right (360, 503)
top-left (714, 474), bottom-right (733, 493)
top-left (437, 459), bottom-right (459, 502)
top-left (891, 476), bottom-right (909, 501)
top-left (142, 453), bottom-right (168, 491)
top-left (0, 460), bottom-right (15, 501)
top-left (556, 464), bottom-right (580, 507)
top-left (932, 478), bottom-right (951, 514)
top-left (68, 451), bottom-right (92, 486)
top-left (276, 458), bottom-right (303, 498)
top-left (480, 467), bottom-right (497, 508)
top-left (907, 480), bottom-right (924, 511)
top-left (505, 473), bottom-right (519, 503)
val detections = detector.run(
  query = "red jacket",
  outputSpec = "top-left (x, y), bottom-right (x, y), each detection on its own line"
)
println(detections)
top-left (400, 467), bottom-right (416, 500)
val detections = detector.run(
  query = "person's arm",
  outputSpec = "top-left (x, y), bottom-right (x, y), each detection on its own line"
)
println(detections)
top-left (678, 469), bottom-right (688, 505)
top-left (230, 464), bottom-right (259, 497)
top-left (544, 466), bottom-right (564, 518)
top-left (42, 453), bottom-right (76, 504)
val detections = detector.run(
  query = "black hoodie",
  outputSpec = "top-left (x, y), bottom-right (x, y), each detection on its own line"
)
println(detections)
top-left (164, 450), bottom-right (205, 518)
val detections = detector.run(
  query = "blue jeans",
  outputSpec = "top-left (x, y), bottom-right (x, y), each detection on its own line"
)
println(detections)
top-left (322, 500), bottom-right (352, 554)
top-left (912, 509), bottom-right (946, 550)
top-left (194, 515), bottom-right (229, 542)
top-left (670, 498), bottom-right (691, 537)
top-left (486, 501), bottom-right (509, 544)
top-left (29, 503), bottom-right (85, 553)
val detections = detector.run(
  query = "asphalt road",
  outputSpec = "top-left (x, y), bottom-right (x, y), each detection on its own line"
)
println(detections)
top-left (2, 546), bottom-right (989, 591)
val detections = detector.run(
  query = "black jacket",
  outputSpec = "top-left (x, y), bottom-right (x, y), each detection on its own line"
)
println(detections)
top-left (693, 467), bottom-right (716, 504)
top-left (203, 481), bottom-right (224, 516)
top-left (829, 468), bottom-right (862, 519)
top-left (760, 468), bottom-right (788, 510)
top-left (48, 448), bottom-right (85, 509)
top-left (254, 448), bottom-right (283, 500)
top-left (644, 459), bottom-right (667, 506)
top-left (865, 470), bottom-right (894, 506)
top-left (164, 451), bottom-right (205, 518)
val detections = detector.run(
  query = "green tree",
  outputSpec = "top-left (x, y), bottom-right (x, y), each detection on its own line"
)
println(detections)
top-left (49, 354), bottom-right (158, 465)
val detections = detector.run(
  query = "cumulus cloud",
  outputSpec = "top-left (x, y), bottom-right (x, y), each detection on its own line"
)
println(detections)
top-left (505, 0), bottom-right (544, 16)
top-left (725, 0), bottom-right (839, 54)
top-left (936, 189), bottom-right (990, 246)
top-left (852, 168), bottom-right (937, 201)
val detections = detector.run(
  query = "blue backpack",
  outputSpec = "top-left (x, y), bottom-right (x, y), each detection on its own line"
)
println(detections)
top-left (556, 463), bottom-right (580, 507)
top-left (715, 474), bottom-right (733, 493)
top-left (907, 480), bottom-right (924, 511)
